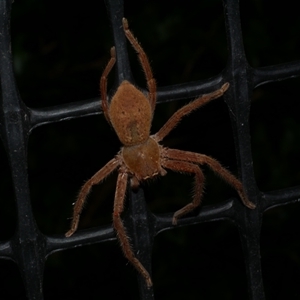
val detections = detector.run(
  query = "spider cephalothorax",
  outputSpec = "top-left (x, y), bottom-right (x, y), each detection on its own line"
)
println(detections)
top-left (66, 18), bottom-right (255, 288)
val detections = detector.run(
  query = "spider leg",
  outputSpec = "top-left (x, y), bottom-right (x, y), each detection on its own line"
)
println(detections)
top-left (65, 158), bottom-right (119, 237)
top-left (154, 83), bottom-right (229, 142)
top-left (113, 172), bottom-right (153, 287)
top-left (163, 148), bottom-right (256, 210)
top-left (100, 47), bottom-right (116, 123)
top-left (122, 18), bottom-right (156, 113)
top-left (161, 158), bottom-right (205, 225)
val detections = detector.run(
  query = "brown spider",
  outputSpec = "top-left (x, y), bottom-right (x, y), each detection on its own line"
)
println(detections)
top-left (66, 18), bottom-right (255, 287)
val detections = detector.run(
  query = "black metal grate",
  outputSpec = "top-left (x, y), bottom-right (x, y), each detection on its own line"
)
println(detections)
top-left (1, 0), bottom-right (300, 299)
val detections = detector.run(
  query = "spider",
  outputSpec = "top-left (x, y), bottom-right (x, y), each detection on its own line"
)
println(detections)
top-left (66, 18), bottom-right (255, 288)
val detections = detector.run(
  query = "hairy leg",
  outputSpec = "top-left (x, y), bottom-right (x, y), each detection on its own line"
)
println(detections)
top-left (113, 172), bottom-right (153, 287)
top-left (163, 148), bottom-right (256, 209)
top-left (154, 83), bottom-right (229, 142)
top-left (122, 18), bottom-right (156, 113)
top-left (100, 47), bottom-right (116, 123)
top-left (162, 158), bottom-right (205, 225)
top-left (65, 158), bottom-right (119, 237)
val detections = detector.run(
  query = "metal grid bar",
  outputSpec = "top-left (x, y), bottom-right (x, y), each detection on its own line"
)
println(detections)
top-left (0, 0), bottom-right (300, 299)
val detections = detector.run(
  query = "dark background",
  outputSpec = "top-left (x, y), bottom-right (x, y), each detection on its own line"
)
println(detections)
top-left (1, 0), bottom-right (300, 299)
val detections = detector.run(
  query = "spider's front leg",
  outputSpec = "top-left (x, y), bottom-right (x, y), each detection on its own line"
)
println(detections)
top-left (161, 158), bottom-right (205, 225)
top-left (163, 148), bottom-right (256, 217)
top-left (65, 158), bottom-right (119, 237)
top-left (113, 171), bottom-right (153, 287)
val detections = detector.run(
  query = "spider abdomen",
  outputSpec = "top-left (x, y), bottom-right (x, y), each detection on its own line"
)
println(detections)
top-left (122, 137), bottom-right (161, 181)
top-left (109, 80), bottom-right (152, 146)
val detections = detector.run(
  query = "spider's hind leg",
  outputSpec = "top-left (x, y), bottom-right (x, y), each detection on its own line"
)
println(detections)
top-left (122, 18), bottom-right (156, 113)
top-left (154, 83), bottom-right (229, 142)
top-left (100, 47), bottom-right (116, 123)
